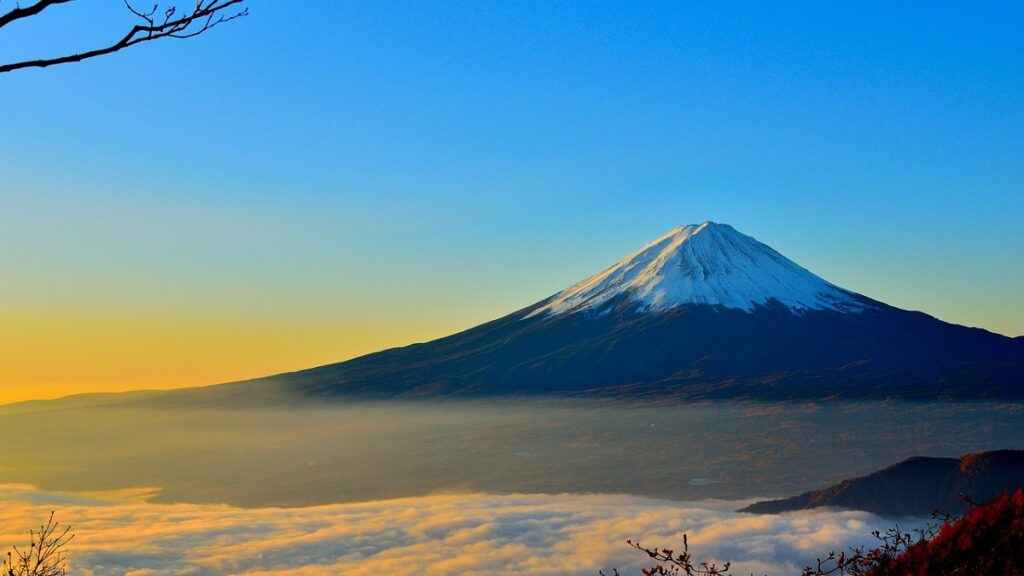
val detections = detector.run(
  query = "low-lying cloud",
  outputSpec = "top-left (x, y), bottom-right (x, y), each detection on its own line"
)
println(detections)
top-left (0, 484), bottom-right (917, 575)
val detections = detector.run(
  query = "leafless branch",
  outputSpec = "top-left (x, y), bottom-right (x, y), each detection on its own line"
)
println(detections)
top-left (0, 0), bottom-right (247, 74)
top-left (601, 535), bottom-right (734, 576)
top-left (0, 0), bottom-right (73, 30)
top-left (3, 511), bottom-right (73, 576)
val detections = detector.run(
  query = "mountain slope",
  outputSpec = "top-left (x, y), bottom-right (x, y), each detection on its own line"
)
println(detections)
top-left (741, 450), bottom-right (1024, 517)
top-left (135, 222), bottom-right (1024, 405)
top-left (531, 222), bottom-right (865, 316)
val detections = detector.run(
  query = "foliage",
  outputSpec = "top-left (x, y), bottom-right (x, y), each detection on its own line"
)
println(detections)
top-left (608, 489), bottom-right (1024, 576)
top-left (871, 489), bottom-right (1024, 575)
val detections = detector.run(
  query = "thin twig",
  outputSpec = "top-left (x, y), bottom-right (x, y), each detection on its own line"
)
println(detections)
top-left (0, 0), bottom-right (247, 73)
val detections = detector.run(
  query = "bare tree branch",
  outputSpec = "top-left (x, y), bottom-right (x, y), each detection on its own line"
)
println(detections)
top-left (0, 0), bottom-right (73, 31)
top-left (0, 0), bottom-right (247, 74)
top-left (3, 511), bottom-right (74, 576)
top-left (601, 535), bottom-right (733, 576)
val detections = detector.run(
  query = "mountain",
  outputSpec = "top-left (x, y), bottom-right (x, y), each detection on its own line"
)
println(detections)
top-left (529, 222), bottom-right (867, 317)
top-left (741, 450), bottom-right (1024, 517)
top-left (124, 222), bottom-right (1024, 405)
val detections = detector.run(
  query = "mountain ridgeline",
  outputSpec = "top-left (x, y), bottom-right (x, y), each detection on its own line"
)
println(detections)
top-left (742, 450), bottom-right (1024, 517)
top-left (148, 222), bottom-right (1024, 405)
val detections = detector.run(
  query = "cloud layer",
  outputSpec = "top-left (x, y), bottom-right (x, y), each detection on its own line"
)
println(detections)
top-left (0, 484), bottom-right (915, 576)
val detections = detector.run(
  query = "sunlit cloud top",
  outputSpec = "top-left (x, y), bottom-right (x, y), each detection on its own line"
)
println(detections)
top-left (0, 484), bottom-right (917, 576)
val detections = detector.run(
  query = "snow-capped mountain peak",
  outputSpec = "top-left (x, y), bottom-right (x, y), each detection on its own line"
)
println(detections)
top-left (529, 221), bottom-right (868, 317)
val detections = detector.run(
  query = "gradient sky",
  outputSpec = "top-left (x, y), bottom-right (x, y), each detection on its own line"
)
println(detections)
top-left (2, 1), bottom-right (1022, 403)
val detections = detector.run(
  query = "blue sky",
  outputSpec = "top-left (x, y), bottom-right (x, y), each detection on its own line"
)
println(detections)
top-left (2, 1), bottom-right (1022, 398)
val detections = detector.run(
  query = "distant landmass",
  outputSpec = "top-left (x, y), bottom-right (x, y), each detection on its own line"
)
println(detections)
top-left (11, 222), bottom-right (1024, 409)
top-left (742, 449), bottom-right (1024, 517)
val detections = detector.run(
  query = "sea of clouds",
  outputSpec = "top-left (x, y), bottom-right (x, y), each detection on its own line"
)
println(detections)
top-left (0, 484), bottom-right (918, 576)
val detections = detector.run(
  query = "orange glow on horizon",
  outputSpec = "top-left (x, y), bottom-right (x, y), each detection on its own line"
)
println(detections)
top-left (0, 307), bottom-right (473, 405)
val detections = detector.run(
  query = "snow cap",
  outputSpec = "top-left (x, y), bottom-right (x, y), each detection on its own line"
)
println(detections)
top-left (530, 222), bottom-right (866, 317)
